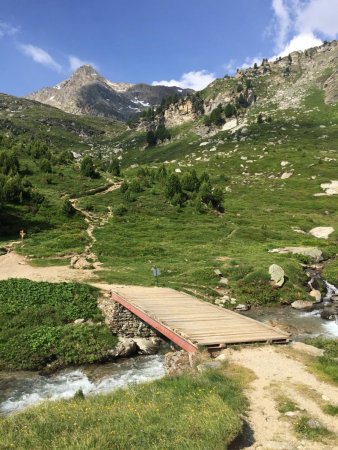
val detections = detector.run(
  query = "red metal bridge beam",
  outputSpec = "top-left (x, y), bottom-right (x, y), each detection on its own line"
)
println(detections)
top-left (111, 292), bottom-right (197, 353)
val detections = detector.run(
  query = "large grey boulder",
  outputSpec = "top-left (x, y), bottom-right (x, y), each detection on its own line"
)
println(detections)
top-left (269, 264), bottom-right (285, 287)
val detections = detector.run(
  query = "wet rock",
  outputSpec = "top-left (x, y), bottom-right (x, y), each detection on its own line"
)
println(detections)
top-left (309, 290), bottom-right (321, 302)
top-left (269, 264), bottom-right (285, 287)
top-left (133, 337), bottom-right (161, 355)
top-left (235, 303), bottom-right (250, 311)
top-left (108, 338), bottom-right (138, 358)
top-left (309, 226), bottom-right (334, 239)
top-left (291, 300), bottom-right (314, 311)
top-left (321, 308), bottom-right (336, 320)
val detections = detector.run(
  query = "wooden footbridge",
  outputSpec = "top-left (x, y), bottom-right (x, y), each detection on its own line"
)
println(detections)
top-left (111, 286), bottom-right (290, 352)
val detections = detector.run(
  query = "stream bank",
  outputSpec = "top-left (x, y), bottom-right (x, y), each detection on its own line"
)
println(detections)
top-left (0, 354), bottom-right (165, 415)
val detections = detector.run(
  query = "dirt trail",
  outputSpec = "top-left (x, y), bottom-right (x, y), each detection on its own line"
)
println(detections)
top-left (227, 346), bottom-right (338, 450)
top-left (69, 181), bottom-right (120, 261)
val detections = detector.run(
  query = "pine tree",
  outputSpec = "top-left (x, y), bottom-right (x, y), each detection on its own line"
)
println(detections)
top-left (146, 130), bottom-right (157, 147)
top-left (80, 156), bottom-right (96, 178)
top-left (165, 174), bottom-right (182, 199)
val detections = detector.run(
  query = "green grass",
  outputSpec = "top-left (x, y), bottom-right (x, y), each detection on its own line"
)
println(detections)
top-left (304, 338), bottom-right (338, 385)
top-left (0, 368), bottom-right (247, 450)
top-left (323, 404), bottom-right (338, 416)
top-left (294, 415), bottom-right (334, 441)
top-left (0, 279), bottom-right (117, 371)
top-left (276, 397), bottom-right (299, 414)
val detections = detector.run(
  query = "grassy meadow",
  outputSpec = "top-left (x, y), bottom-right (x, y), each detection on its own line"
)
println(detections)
top-left (0, 279), bottom-right (117, 371)
top-left (0, 366), bottom-right (247, 450)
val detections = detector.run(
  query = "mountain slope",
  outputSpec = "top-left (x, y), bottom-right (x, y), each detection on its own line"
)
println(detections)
top-left (25, 65), bottom-right (192, 121)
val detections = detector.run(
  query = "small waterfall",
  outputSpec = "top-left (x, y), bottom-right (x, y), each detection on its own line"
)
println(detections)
top-left (323, 280), bottom-right (338, 301)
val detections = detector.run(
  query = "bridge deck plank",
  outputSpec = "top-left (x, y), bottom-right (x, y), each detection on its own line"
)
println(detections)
top-left (111, 286), bottom-right (289, 351)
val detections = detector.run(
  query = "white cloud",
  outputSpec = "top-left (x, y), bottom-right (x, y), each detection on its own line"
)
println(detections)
top-left (272, 0), bottom-right (291, 51)
top-left (296, 0), bottom-right (338, 38)
top-left (68, 55), bottom-right (98, 72)
top-left (276, 31), bottom-right (322, 57)
top-left (0, 21), bottom-right (19, 38)
top-left (270, 0), bottom-right (338, 58)
top-left (152, 70), bottom-right (216, 91)
top-left (20, 44), bottom-right (62, 71)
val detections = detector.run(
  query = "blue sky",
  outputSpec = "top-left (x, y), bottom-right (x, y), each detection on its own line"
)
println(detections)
top-left (1, 0), bottom-right (338, 95)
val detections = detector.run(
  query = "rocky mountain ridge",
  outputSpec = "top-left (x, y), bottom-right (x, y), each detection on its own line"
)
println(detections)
top-left (25, 65), bottom-right (192, 121)
top-left (132, 40), bottom-right (338, 135)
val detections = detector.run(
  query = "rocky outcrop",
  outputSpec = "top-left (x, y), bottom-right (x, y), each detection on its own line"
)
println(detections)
top-left (164, 99), bottom-right (196, 128)
top-left (324, 70), bottom-right (338, 104)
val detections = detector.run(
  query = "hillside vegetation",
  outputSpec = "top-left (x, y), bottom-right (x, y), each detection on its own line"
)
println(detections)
top-left (0, 279), bottom-right (117, 371)
top-left (0, 41), bottom-right (337, 307)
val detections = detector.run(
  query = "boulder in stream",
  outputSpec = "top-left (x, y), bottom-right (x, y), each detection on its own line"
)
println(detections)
top-left (108, 338), bottom-right (138, 358)
top-left (133, 338), bottom-right (161, 355)
top-left (309, 290), bottom-right (322, 302)
top-left (291, 300), bottom-right (315, 311)
top-left (321, 308), bottom-right (336, 320)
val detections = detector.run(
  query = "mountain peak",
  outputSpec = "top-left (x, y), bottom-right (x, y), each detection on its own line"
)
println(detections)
top-left (72, 64), bottom-right (100, 78)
